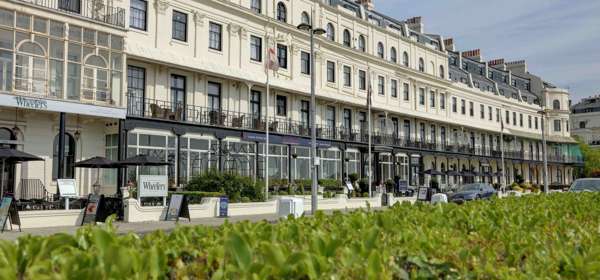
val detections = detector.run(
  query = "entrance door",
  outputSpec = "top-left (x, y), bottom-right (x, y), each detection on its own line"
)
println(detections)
top-left (0, 128), bottom-right (16, 196)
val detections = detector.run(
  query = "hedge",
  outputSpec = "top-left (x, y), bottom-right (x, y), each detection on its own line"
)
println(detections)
top-left (168, 191), bottom-right (225, 205)
top-left (1, 193), bottom-right (600, 278)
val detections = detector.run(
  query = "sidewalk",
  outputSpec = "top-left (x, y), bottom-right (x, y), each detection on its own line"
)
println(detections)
top-left (0, 213), bottom-right (280, 241)
top-left (0, 208), bottom-right (383, 242)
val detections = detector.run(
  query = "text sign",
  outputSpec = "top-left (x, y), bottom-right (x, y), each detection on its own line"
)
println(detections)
top-left (0, 197), bottom-right (12, 232)
top-left (165, 194), bottom-right (190, 222)
top-left (345, 181), bottom-right (354, 191)
top-left (138, 175), bottom-right (168, 198)
top-left (81, 194), bottom-right (101, 225)
top-left (219, 197), bottom-right (229, 217)
top-left (417, 187), bottom-right (429, 201)
top-left (397, 180), bottom-right (408, 192)
top-left (57, 179), bottom-right (79, 198)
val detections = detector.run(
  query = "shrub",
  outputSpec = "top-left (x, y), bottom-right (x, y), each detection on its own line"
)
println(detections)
top-left (168, 191), bottom-right (225, 205)
top-left (318, 179), bottom-right (342, 192)
top-left (358, 178), bottom-right (370, 194)
top-left (348, 173), bottom-right (360, 184)
top-left (186, 171), bottom-right (264, 202)
top-left (5, 193), bottom-right (600, 278)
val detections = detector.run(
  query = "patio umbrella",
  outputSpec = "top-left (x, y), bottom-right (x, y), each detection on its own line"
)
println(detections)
top-left (117, 154), bottom-right (170, 167)
top-left (0, 148), bottom-right (43, 198)
top-left (422, 169), bottom-right (445, 176)
top-left (460, 171), bottom-right (475, 177)
top-left (446, 170), bottom-right (461, 176)
top-left (74, 156), bottom-right (118, 194)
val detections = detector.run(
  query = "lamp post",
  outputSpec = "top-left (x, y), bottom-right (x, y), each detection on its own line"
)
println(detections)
top-left (539, 109), bottom-right (549, 193)
top-left (297, 16), bottom-right (326, 215)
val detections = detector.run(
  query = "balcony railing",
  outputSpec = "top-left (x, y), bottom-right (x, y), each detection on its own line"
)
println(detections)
top-left (16, 0), bottom-right (126, 28)
top-left (127, 95), bottom-right (583, 164)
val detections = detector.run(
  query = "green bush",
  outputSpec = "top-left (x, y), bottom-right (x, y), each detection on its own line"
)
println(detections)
top-left (3, 193), bottom-right (600, 278)
top-left (318, 179), bottom-right (342, 191)
top-left (168, 191), bottom-right (225, 205)
top-left (186, 171), bottom-right (264, 202)
top-left (348, 173), bottom-right (360, 184)
top-left (294, 179), bottom-right (312, 192)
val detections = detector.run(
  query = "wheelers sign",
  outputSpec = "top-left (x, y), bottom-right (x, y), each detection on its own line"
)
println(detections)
top-left (138, 175), bottom-right (168, 198)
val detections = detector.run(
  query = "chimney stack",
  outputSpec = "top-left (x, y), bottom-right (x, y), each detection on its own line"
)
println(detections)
top-left (506, 60), bottom-right (527, 73)
top-left (443, 38), bottom-right (455, 51)
top-left (405, 16), bottom-right (424, 33)
top-left (461, 49), bottom-right (482, 61)
top-left (356, 0), bottom-right (374, 10)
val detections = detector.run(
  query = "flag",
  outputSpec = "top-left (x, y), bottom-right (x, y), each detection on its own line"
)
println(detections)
top-left (267, 47), bottom-right (279, 71)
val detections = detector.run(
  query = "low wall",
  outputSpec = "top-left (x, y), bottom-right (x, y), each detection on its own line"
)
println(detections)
top-left (15, 194), bottom-right (417, 229)
top-left (18, 209), bottom-right (84, 229)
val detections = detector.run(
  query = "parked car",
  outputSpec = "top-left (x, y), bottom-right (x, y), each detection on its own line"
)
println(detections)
top-left (569, 178), bottom-right (600, 192)
top-left (447, 183), bottom-right (496, 203)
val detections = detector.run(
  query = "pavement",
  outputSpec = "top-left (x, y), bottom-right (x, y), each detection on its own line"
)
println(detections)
top-left (0, 208), bottom-right (381, 242)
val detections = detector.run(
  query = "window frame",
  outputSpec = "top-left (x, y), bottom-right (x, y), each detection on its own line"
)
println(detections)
top-left (172, 10), bottom-right (188, 42)
top-left (208, 22), bottom-right (222, 51)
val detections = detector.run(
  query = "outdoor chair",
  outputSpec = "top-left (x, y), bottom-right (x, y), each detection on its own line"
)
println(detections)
top-left (150, 104), bottom-right (168, 119)
top-left (16, 179), bottom-right (56, 210)
top-left (232, 115), bottom-right (245, 127)
top-left (269, 121), bottom-right (279, 132)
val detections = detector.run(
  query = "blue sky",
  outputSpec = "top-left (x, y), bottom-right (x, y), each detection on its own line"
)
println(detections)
top-left (374, 0), bottom-right (600, 103)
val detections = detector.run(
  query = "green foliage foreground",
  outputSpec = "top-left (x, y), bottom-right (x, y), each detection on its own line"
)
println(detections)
top-left (2, 193), bottom-right (600, 279)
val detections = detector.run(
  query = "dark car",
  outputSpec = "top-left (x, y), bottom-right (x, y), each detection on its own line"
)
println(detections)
top-left (448, 183), bottom-right (496, 203)
top-left (569, 178), bottom-right (600, 192)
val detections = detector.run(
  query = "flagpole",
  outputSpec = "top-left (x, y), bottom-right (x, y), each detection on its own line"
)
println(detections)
top-left (265, 46), bottom-right (272, 201)
top-left (367, 68), bottom-right (373, 197)
top-left (500, 120), bottom-right (506, 194)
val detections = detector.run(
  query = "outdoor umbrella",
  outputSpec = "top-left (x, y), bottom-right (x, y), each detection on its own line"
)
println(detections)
top-left (460, 171), bottom-right (475, 177)
top-left (0, 148), bottom-right (43, 198)
top-left (446, 170), bottom-right (461, 176)
top-left (74, 156), bottom-right (118, 194)
top-left (422, 169), bottom-right (445, 176)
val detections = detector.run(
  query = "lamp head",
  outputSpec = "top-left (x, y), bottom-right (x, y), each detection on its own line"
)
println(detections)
top-left (313, 28), bottom-right (326, 35)
top-left (297, 23), bottom-right (311, 31)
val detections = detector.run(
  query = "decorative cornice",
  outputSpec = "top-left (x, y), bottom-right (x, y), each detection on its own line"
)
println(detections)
top-left (155, 0), bottom-right (169, 14)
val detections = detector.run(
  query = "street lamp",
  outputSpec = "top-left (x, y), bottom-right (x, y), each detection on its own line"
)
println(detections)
top-left (297, 17), bottom-right (325, 215)
top-left (538, 109), bottom-right (549, 193)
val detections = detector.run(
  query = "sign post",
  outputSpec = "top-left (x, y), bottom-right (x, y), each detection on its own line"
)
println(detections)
top-left (57, 179), bottom-right (78, 210)
top-left (165, 194), bottom-right (190, 222)
top-left (218, 196), bottom-right (229, 218)
top-left (138, 175), bottom-right (168, 205)
top-left (0, 196), bottom-right (21, 232)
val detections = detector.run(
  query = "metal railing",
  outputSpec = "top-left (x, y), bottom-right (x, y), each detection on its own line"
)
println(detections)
top-left (127, 95), bottom-right (584, 164)
top-left (16, 0), bottom-right (126, 28)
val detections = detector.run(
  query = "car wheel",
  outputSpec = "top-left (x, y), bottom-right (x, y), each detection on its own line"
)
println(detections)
top-left (475, 194), bottom-right (481, 200)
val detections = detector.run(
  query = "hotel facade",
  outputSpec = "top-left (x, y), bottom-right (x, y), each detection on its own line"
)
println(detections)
top-left (0, 0), bottom-right (582, 198)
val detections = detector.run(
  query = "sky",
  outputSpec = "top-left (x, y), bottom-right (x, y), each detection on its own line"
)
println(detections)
top-left (374, 0), bottom-right (600, 103)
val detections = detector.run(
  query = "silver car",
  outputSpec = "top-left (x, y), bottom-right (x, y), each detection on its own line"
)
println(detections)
top-left (569, 178), bottom-right (600, 192)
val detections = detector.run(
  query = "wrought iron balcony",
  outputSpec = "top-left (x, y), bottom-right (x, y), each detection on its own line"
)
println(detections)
top-left (127, 95), bottom-right (583, 164)
top-left (15, 0), bottom-right (126, 28)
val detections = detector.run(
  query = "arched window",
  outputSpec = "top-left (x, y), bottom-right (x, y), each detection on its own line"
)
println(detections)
top-left (300, 11), bottom-right (310, 24)
top-left (82, 55), bottom-right (109, 102)
top-left (418, 58), bottom-right (425, 72)
top-left (390, 47), bottom-right (397, 63)
top-left (552, 99), bottom-right (560, 110)
top-left (439, 65), bottom-right (445, 79)
top-left (403, 51), bottom-right (409, 67)
top-left (326, 23), bottom-right (335, 41)
top-left (15, 41), bottom-right (47, 94)
top-left (358, 35), bottom-right (366, 52)
top-left (342, 29), bottom-right (351, 47)
top-left (430, 62), bottom-right (435, 74)
top-left (250, 0), bottom-right (261, 13)
top-left (276, 2), bottom-right (287, 22)
top-left (377, 42), bottom-right (384, 58)
top-left (53, 133), bottom-right (76, 179)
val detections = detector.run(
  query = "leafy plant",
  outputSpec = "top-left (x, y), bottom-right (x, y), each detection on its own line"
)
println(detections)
top-left (3, 194), bottom-right (600, 279)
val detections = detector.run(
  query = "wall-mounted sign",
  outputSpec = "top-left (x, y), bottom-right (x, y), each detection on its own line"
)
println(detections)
top-left (0, 93), bottom-right (126, 119)
top-left (57, 179), bottom-right (79, 198)
top-left (138, 175), bottom-right (168, 198)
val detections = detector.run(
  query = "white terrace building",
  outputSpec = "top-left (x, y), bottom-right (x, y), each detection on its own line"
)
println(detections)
top-left (0, 0), bottom-right (582, 200)
top-left (0, 0), bottom-right (126, 197)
